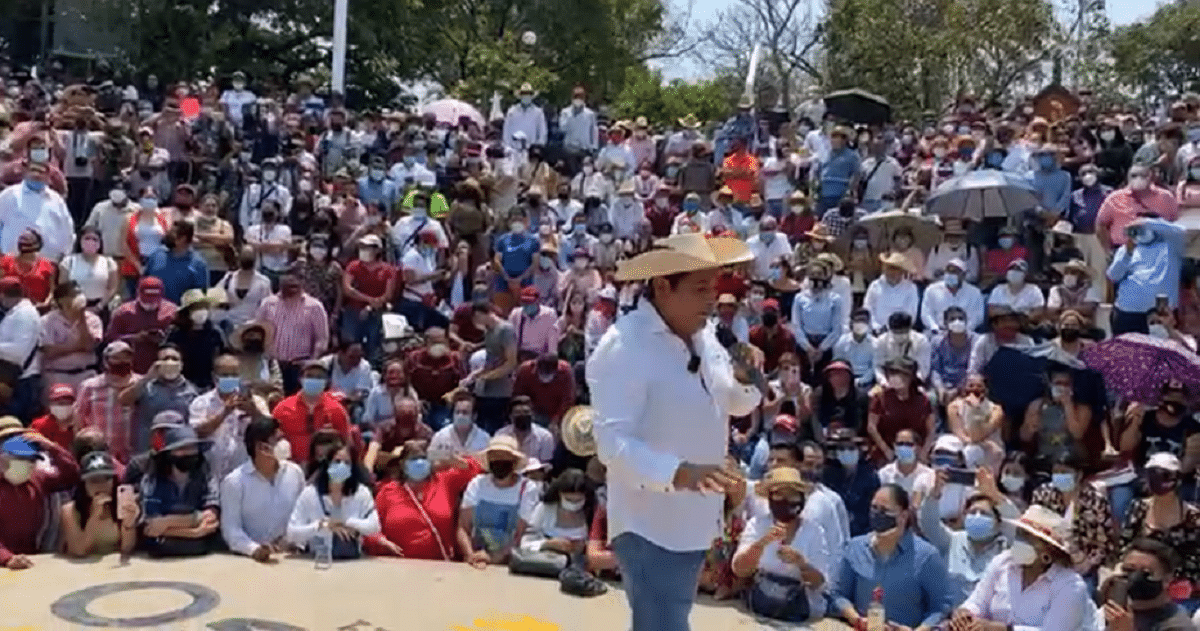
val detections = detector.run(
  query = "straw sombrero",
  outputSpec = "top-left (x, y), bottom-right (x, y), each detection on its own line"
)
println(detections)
top-left (754, 466), bottom-right (810, 497)
top-left (678, 113), bottom-right (701, 129)
top-left (560, 406), bottom-right (597, 457)
top-left (878, 252), bottom-right (915, 275)
top-left (614, 233), bottom-right (753, 282)
top-left (1006, 504), bottom-right (1072, 556)
top-left (476, 435), bottom-right (528, 469)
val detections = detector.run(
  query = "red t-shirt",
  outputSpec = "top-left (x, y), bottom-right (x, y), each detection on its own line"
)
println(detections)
top-left (405, 348), bottom-right (466, 403)
top-left (31, 415), bottom-right (74, 450)
top-left (344, 260), bottom-right (396, 309)
top-left (451, 305), bottom-right (485, 345)
top-left (748, 325), bottom-right (798, 374)
top-left (984, 246), bottom-right (1029, 277)
top-left (364, 459), bottom-right (482, 560)
top-left (715, 271), bottom-right (749, 301)
top-left (0, 256), bottom-right (56, 303)
top-left (271, 392), bottom-right (352, 464)
top-left (867, 388), bottom-right (933, 465)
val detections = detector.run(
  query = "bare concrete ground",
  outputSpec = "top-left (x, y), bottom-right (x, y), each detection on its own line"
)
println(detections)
top-left (0, 555), bottom-right (850, 631)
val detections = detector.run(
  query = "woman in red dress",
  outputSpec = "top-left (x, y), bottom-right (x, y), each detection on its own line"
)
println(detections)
top-left (0, 228), bottom-right (58, 308)
top-left (364, 439), bottom-right (482, 560)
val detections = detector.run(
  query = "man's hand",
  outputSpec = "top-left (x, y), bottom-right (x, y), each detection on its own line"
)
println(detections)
top-left (381, 539), bottom-right (404, 556)
top-left (776, 545), bottom-right (804, 566)
top-left (931, 468), bottom-right (947, 498)
top-left (4, 554), bottom-right (33, 570)
top-left (1124, 402), bottom-right (1145, 428)
top-left (251, 545), bottom-right (273, 563)
top-left (672, 462), bottom-right (739, 494)
top-left (948, 609), bottom-right (975, 631)
top-left (467, 549), bottom-right (490, 569)
top-left (143, 518), bottom-right (169, 537)
top-left (236, 395), bottom-right (259, 416)
top-left (331, 524), bottom-right (356, 541)
top-left (762, 524), bottom-right (789, 545)
top-left (976, 467), bottom-right (1001, 500)
top-left (1104, 601), bottom-right (1134, 631)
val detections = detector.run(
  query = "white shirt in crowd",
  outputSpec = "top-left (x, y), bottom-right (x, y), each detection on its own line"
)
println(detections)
top-left (60, 130), bottom-right (98, 179)
top-left (220, 460), bottom-right (306, 556)
top-left (589, 303), bottom-right (761, 552)
top-left (238, 183), bottom-right (292, 228)
top-left (390, 214), bottom-right (449, 257)
top-left (744, 480), bottom-right (851, 584)
top-left (387, 162), bottom-right (437, 189)
top-left (1046, 284), bottom-right (1101, 311)
top-left (859, 155), bottom-right (902, 203)
top-left (401, 248), bottom-right (437, 301)
top-left (215, 271), bottom-right (274, 330)
top-left (219, 88), bottom-right (258, 127)
top-left (190, 389), bottom-right (272, 482)
top-left (873, 330), bottom-right (932, 383)
top-left (960, 550), bottom-right (1090, 631)
top-left (286, 484), bottom-right (380, 550)
top-left (738, 512), bottom-right (831, 618)
top-left (460, 474), bottom-right (539, 522)
top-left (920, 280), bottom-right (986, 335)
top-left (429, 424), bottom-right (492, 456)
top-left (863, 277), bottom-right (920, 332)
top-left (0, 182), bottom-right (75, 260)
top-left (558, 105), bottom-right (598, 152)
top-left (987, 283), bottom-right (1046, 315)
top-left (877, 461), bottom-right (935, 497)
top-left (60, 253), bottom-right (118, 304)
top-left (925, 243), bottom-right (980, 283)
top-left (0, 298), bottom-right (40, 379)
top-left (503, 102), bottom-right (547, 149)
top-left (246, 222), bottom-right (293, 272)
top-left (746, 232), bottom-right (792, 280)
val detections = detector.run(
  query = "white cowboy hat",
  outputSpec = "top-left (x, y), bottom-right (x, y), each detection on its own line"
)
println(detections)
top-left (613, 233), bottom-right (753, 282)
top-left (1006, 504), bottom-right (1072, 556)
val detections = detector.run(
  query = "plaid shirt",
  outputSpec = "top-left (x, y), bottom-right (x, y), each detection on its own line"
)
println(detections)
top-left (819, 207), bottom-right (865, 238)
top-left (255, 293), bottom-right (330, 363)
top-left (75, 372), bottom-right (141, 462)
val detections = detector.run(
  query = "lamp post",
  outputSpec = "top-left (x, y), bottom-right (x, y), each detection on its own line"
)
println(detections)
top-left (331, 0), bottom-right (348, 93)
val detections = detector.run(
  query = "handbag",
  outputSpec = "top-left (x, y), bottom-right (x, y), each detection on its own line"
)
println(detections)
top-left (746, 572), bottom-right (809, 623)
top-left (509, 546), bottom-right (569, 577)
top-left (320, 496), bottom-right (362, 560)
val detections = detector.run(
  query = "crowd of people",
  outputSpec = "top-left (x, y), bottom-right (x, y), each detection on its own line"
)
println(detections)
top-left (3, 64), bottom-right (1200, 630)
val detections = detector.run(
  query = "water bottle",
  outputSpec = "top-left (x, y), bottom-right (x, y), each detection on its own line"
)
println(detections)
top-left (313, 523), bottom-right (333, 570)
top-left (866, 586), bottom-right (886, 631)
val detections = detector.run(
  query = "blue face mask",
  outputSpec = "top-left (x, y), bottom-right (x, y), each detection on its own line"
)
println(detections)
top-left (327, 461), bottom-right (352, 484)
top-left (301, 377), bottom-right (326, 396)
top-left (944, 273), bottom-right (961, 289)
top-left (1038, 155), bottom-right (1056, 171)
top-left (837, 449), bottom-right (859, 466)
top-left (894, 445), bottom-right (916, 463)
top-left (1188, 127), bottom-right (1200, 144)
top-left (760, 231), bottom-right (775, 243)
top-left (453, 413), bottom-right (473, 429)
top-left (1051, 472), bottom-right (1076, 493)
top-left (963, 513), bottom-right (997, 541)
top-left (404, 458), bottom-right (432, 481)
top-left (216, 376), bottom-right (241, 395)
top-left (998, 237), bottom-right (1014, 249)
top-left (683, 202), bottom-right (700, 213)
top-left (24, 179), bottom-right (45, 192)
top-left (573, 224), bottom-right (586, 235)
top-left (986, 152), bottom-right (1003, 166)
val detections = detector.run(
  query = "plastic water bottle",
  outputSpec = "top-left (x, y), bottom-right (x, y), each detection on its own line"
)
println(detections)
top-left (866, 586), bottom-right (886, 631)
top-left (313, 524), bottom-right (333, 570)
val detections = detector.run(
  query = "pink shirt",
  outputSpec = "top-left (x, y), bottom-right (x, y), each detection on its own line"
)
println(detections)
top-left (508, 306), bottom-right (560, 356)
top-left (1096, 186), bottom-right (1180, 246)
top-left (255, 293), bottom-right (331, 362)
top-left (40, 310), bottom-right (103, 372)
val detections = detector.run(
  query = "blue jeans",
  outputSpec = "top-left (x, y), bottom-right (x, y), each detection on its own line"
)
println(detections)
top-left (339, 307), bottom-right (383, 359)
top-left (611, 532), bottom-right (707, 631)
top-left (397, 297), bottom-right (450, 333)
top-left (1108, 481), bottom-right (1137, 527)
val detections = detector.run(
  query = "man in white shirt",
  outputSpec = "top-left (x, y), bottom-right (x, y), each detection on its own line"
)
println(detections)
top-left (238, 161), bottom-right (293, 228)
top-left (0, 162), bottom-right (75, 261)
top-left (220, 416), bottom-right (304, 562)
top-left (987, 259), bottom-right (1045, 320)
top-left (558, 86), bottom-right (597, 173)
top-left (859, 141), bottom-right (902, 212)
top-left (924, 219), bottom-right (980, 283)
top-left (191, 354), bottom-right (272, 481)
top-left (876, 429), bottom-right (934, 505)
top-left (589, 233), bottom-right (763, 631)
top-left (863, 253), bottom-right (920, 334)
top-left (920, 258), bottom-right (985, 335)
top-left (245, 205), bottom-right (292, 286)
top-left (746, 216), bottom-right (791, 280)
top-left (502, 83), bottom-right (547, 150)
top-left (429, 392), bottom-right (491, 455)
top-left (873, 312), bottom-right (932, 385)
top-left (387, 144), bottom-right (438, 191)
top-left (60, 117), bottom-right (98, 226)
top-left (83, 186), bottom-right (136, 259)
top-left (219, 71), bottom-right (258, 131)
top-left (0, 277), bottom-right (42, 423)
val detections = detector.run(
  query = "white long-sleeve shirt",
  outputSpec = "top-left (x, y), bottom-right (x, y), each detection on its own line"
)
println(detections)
top-left (588, 302), bottom-right (761, 552)
top-left (558, 106), bottom-right (598, 152)
top-left (0, 299), bottom-right (40, 378)
top-left (960, 550), bottom-right (1089, 631)
top-left (0, 183), bottom-right (75, 261)
top-left (919, 281), bottom-right (986, 335)
top-left (873, 330), bottom-right (932, 384)
top-left (219, 460), bottom-right (306, 556)
top-left (863, 278), bottom-right (920, 332)
top-left (286, 484), bottom-right (380, 549)
top-left (503, 104), bottom-right (547, 148)
top-left (238, 182), bottom-right (293, 228)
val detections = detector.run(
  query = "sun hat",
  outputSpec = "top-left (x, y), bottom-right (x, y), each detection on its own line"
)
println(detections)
top-left (613, 233), bottom-right (753, 282)
top-left (804, 223), bottom-right (834, 242)
top-left (879, 252), bottom-right (915, 274)
top-left (179, 288), bottom-right (210, 310)
top-left (560, 406), bottom-right (597, 457)
top-left (754, 466), bottom-right (810, 497)
top-left (478, 435), bottom-right (527, 468)
top-left (0, 416), bottom-right (24, 440)
top-left (1007, 504), bottom-right (1072, 556)
top-left (159, 424), bottom-right (209, 453)
top-left (230, 320), bottom-right (276, 352)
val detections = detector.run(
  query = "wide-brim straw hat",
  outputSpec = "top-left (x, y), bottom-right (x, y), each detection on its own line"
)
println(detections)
top-left (1006, 504), bottom-right (1072, 556)
top-left (560, 406), bottom-right (597, 457)
top-left (804, 223), bottom-right (834, 242)
top-left (614, 233), bottom-right (753, 282)
top-left (476, 435), bottom-right (527, 470)
top-left (878, 252), bottom-right (915, 275)
top-left (678, 113), bottom-right (701, 129)
top-left (229, 320), bottom-right (277, 352)
top-left (755, 466), bottom-right (810, 497)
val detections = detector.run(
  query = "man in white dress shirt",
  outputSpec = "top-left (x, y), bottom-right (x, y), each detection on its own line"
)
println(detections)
top-left (220, 416), bottom-right (305, 563)
top-left (502, 83), bottom-right (547, 150)
top-left (589, 233), bottom-right (763, 631)
top-left (0, 277), bottom-right (43, 423)
top-left (0, 162), bottom-right (75, 261)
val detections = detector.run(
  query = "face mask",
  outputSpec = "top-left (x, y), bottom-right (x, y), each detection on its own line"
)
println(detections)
top-left (887, 375), bottom-right (906, 389)
top-left (944, 273), bottom-right (961, 289)
top-left (947, 319), bottom-right (967, 333)
top-left (1038, 156), bottom-right (1056, 171)
top-left (189, 309), bottom-right (210, 326)
top-left (173, 453), bottom-right (201, 472)
top-left (1059, 328), bottom-right (1080, 342)
top-left (1051, 472), bottom-right (1076, 493)
top-left (309, 247), bottom-right (327, 261)
top-left (404, 458), bottom-right (432, 481)
top-left (242, 338), bottom-right (265, 354)
top-left (1010, 540), bottom-right (1039, 566)
top-left (510, 222), bottom-right (526, 234)
top-left (77, 235), bottom-right (102, 255)
top-left (453, 413), bottom-right (473, 429)
top-left (109, 189), bottom-right (127, 205)
top-left (963, 513), bottom-right (997, 541)
top-left (852, 322), bottom-right (869, 336)
top-left (216, 376), bottom-right (241, 395)
top-left (45, 405), bottom-right (73, 424)
top-left (428, 343), bottom-right (449, 358)
top-left (158, 360), bottom-right (182, 380)
top-left (232, 81), bottom-right (246, 90)
top-left (25, 179), bottom-right (45, 192)
top-left (600, 233), bottom-right (614, 244)
top-left (301, 377), bottom-right (326, 396)
top-left (512, 413), bottom-right (533, 431)
top-left (572, 99), bottom-right (584, 108)
top-left (327, 461), bottom-right (352, 484)
top-left (140, 198), bottom-right (157, 211)
top-left (895, 445), bottom-right (916, 463)
top-left (769, 498), bottom-right (802, 523)
top-left (759, 230), bottom-right (775, 244)
top-left (837, 449), bottom-right (859, 467)
top-left (490, 460), bottom-right (515, 479)
top-left (1001, 475), bottom-right (1025, 493)
top-left (1147, 469), bottom-right (1178, 496)
top-left (1099, 130), bottom-right (1115, 142)
top-left (560, 498), bottom-right (585, 512)
top-left (1080, 173), bottom-right (1097, 187)
top-left (29, 147), bottom-right (49, 163)
top-left (358, 248), bottom-right (376, 262)
top-left (262, 170), bottom-right (278, 183)
top-left (1149, 324), bottom-right (1169, 339)
top-left (271, 439), bottom-right (292, 462)
top-left (1006, 270), bottom-right (1025, 284)
top-left (869, 508), bottom-right (898, 533)
top-left (411, 205), bottom-right (428, 218)
top-left (3, 459), bottom-right (33, 485)
top-left (1130, 176), bottom-right (1149, 190)
top-left (520, 96), bottom-right (532, 106)
top-left (538, 256), bottom-right (553, 270)
top-left (1128, 570), bottom-right (1165, 601)
top-left (998, 237), bottom-right (1014, 249)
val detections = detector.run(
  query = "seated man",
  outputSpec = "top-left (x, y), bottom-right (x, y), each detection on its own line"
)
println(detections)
top-left (220, 417), bottom-right (305, 563)
top-left (0, 431), bottom-right (80, 569)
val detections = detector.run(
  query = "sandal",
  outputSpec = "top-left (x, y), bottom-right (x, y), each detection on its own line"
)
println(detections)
top-left (558, 566), bottom-right (608, 597)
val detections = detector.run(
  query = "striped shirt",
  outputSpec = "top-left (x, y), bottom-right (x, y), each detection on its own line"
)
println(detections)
top-left (254, 293), bottom-right (330, 363)
top-left (1096, 185), bottom-right (1180, 246)
top-left (75, 372), bottom-right (141, 462)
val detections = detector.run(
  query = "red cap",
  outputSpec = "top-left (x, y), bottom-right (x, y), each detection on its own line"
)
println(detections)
top-left (0, 276), bottom-right (20, 294)
top-left (48, 384), bottom-right (75, 401)
top-left (520, 286), bottom-right (539, 304)
top-left (773, 414), bottom-right (798, 433)
top-left (824, 360), bottom-right (851, 374)
top-left (137, 276), bottom-right (164, 295)
top-left (761, 298), bottom-right (780, 313)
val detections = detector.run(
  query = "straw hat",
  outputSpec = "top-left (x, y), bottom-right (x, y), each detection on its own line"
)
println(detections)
top-left (804, 223), bottom-right (834, 242)
top-left (617, 179), bottom-right (636, 195)
top-left (1006, 504), bottom-right (1072, 556)
top-left (754, 466), bottom-right (810, 497)
top-left (878, 252), bottom-right (915, 274)
top-left (1062, 258), bottom-right (1090, 276)
top-left (678, 114), bottom-right (701, 129)
top-left (477, 435), bottom-right (527, 469)
top-left (179, 289), bottom-right (210, 311)
top-left (0, 416), bottom-right (24, 440)
top-left (560, 406), bottom-right (597, 457)
top-left (815, 252), bottom-right (844, 274)
top-left (613, 233), bottom-right (753, 282)
top-left (229, 320), bottom-right (276, 352)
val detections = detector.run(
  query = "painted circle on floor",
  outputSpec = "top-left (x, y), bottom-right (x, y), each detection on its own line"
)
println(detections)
top-left (50, 580), bottom-right (220, 627)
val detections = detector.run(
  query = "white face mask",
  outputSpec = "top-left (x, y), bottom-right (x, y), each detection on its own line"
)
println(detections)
top-left (1130, 176), bottom-right (1149, 190)
top-left (158, 360), bottom-right (182, 380)
top-left (852, 322), bottom-right (870, 336)
top-left (429, 343), bottom-right (449, 358)
top-left (190, 309), bottom-right (209, 326)
top-left (358, 248), bottom-right (376, 262)
top-left (262, 170), bottom-right (277, 183)
top-left (1062, 273), bottom-right (1078, 288)
top-left (947, 319), bottom-right (967, 333)
top-left (273, 439), bottom-right (292, 462)
top-left (572, 99), bottom-right (584, 108)
top-left (510, 222), bottom-right (526, 233)
top-left (560, 498), bottom-right (585, 512)
top-left (933, 148), bottom-right (946, 159)
top-left (1099, 130), bottom-right (1115, 142)
top-left (573, 259), bottom-right (587, 271)
top-left (1006, 270), bottom-right (1025, 284)
top-left (1081, 173), bottom-right (1097, 187)
top-left (887, 375), bottom-right (905, 389)
top-left (71, 295), bottom-right (86, 310)
top-left (29, 147), bottom-right (49, 163)
top-left (309, 247), bottom-right (327, 261)
top-left (109, 190), bottom-right (127, 205)
top-left (1010, 540), bottom-right (1039, 566)
top-left (50, 404), bottom-right (73, 420)
top-left (3, 459), bottom-right (33, 485)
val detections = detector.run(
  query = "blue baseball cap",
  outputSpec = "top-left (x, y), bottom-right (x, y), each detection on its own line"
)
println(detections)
top-left (2, 435), bottom-right (38, 458)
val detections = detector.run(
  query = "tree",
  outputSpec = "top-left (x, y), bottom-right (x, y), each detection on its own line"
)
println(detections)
top-left (1111, 1), bottom-right (1200, 106)
top-left (697, 0), bottom-right (824, 111)
top-left (610, 66), bottom-right (734, 128)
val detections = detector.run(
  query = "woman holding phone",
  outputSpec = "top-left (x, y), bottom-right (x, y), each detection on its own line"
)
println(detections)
top-left (60, 451), bottom-right (139, 557)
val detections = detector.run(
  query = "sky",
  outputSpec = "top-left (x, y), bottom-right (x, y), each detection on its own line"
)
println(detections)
top-left (660, 0), bottom-right (1163, 79)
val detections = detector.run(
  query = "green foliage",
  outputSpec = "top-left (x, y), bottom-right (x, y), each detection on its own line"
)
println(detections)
top-left (1111, 1), bottom-right (1200, 102)
top-left (610, 67), bottom-right (734, 128)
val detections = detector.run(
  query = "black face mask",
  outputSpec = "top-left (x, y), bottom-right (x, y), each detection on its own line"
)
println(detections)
top-left (330, 123), bottom-right (344, 132)
top-left (173, 454), bottom-right (201, 472)
top-left (869, 508), bottom-right (898, 533)
top-left (761, 312), bottom-right (779, 328)
top-left (1127, 570), bottom-right (1164, 601)
top-left (1059, 328), bottom-right (1080, 342)
top-left (239, 258), bottom-right (256, 270)
top-left (490, 460), bottom-right (515, 479)
top-left (768, 498), bottom-right (802, 523)
top-left (243, 339), bottom-right (265, 354)
top-left (512, 414), bottom-right (533, 431)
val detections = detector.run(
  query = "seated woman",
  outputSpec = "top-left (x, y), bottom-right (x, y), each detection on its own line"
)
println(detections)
top-left (997, 451), bottom-right (1032, 512)
top-left (135, 425), bottom-right (221, 557)
top-left (287, 437), bottom-right (379, 559)
top-left (457, 435), bottom-right (536, 569)
top-left (919, 467), bottom-right (1018, 607)
top-left (1019, 365), bottom-right (1091, 469)
top-left (1030, 449), bottom-right (1117, 589)
top-left (700, 453), bottom-right (751, 600)
top-left (1117, 452), bottom-right (1200, 604)
top-left (952, 505), bottom-right (1089, 631)
top-left (60, 451), bottom-right (138, 557)
top-left (732, 467), bottom-right (830, 625)
top-left (946, 374), bottom-right (1005, 475)
top-left (515, 468), bottom-right (607, 596)
top-left (364, 439), bottom-right (481, 560)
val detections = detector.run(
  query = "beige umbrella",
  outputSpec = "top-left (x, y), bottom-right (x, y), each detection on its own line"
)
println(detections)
top-left (853, 209), bottom-right (944, 253)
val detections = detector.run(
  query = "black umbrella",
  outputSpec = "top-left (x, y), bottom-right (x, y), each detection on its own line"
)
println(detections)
top-left (824, 88), bottom-right (892, 125)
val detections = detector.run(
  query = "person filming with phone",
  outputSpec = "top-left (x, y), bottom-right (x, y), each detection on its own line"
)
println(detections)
top-left (1101, 539), bottom-right (1198, 631)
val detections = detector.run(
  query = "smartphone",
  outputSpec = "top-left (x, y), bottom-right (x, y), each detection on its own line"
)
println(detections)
top-left (1157, 295), bottom-right (1169, 311)
top-left (117, 484), bottom-right (136, 513)
top-left (946, 468), bottom-right (976, 486)
top-left (1108, 575), bottom-right (1129, 607)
